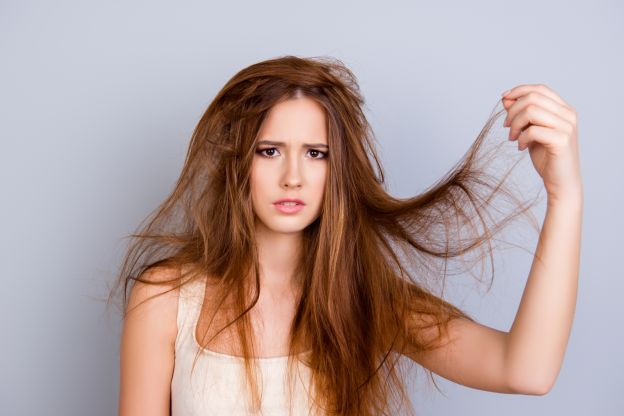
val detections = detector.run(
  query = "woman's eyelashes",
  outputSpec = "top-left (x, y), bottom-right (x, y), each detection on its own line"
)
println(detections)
top-left (255, 147), bottom-right (328, 159)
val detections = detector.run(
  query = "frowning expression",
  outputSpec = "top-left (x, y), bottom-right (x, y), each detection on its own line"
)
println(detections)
top-left (250, 96), bottom-right (328, 234)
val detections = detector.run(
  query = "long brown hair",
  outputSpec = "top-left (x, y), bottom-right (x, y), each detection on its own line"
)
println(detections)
top-left (108, 55), bottom-right (541, 415)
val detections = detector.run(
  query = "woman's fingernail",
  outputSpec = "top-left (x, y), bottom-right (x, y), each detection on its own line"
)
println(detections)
top-left (501, 90), bottom-right (511, 97)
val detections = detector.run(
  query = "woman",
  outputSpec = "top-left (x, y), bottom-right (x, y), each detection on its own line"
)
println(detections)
top-left (113, 55), bottom-right (582, 415)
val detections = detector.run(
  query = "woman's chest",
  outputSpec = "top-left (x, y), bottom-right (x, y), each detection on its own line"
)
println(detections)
top-left (197, 298), bottom-right (297, 357)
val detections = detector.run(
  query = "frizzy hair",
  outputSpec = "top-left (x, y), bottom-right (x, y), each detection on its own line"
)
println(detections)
top-left (108, 55), bottom-right (541, 415)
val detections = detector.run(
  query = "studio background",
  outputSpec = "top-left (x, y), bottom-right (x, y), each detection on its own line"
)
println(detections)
top-left (1, 1), bottom-right (621, 414)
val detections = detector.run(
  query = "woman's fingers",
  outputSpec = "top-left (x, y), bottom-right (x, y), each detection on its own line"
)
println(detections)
top-left (515, 124), bottom-right (567, 151)
top-left (502, 83), bottom-right (571, 108)
top-left (507, 105), bottom-right (573, 142)
top-left (503, 91), bottom-right (574, 129)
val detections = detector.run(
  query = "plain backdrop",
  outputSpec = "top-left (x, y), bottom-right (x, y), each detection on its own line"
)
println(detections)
top-left (1, 0), bottom-right (622, 415)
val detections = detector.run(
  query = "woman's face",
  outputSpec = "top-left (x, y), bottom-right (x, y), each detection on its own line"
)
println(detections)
top-left (250, 96), bottom-right (328, 235)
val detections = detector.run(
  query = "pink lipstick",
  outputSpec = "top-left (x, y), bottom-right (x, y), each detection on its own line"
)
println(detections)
top-left (273, 198), bottom-right (305, 214)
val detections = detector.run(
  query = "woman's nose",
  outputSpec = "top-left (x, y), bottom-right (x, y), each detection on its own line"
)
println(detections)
top-left (282, 155), bottom-right (303, 188)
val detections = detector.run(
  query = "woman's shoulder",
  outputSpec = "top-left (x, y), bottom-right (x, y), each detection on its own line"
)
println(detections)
top-left (125, 265), bottom-right (185, 349)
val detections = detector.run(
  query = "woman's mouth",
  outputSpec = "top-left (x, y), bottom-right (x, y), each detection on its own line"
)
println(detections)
top-left (273, 202), bottom-right (305, 214)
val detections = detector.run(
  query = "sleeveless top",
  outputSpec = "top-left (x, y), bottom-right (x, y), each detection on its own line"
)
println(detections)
top-left (170, 276), bottom-right (319, 416)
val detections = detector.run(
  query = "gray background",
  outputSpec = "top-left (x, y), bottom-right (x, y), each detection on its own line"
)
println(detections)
top-left (1, 0), bottom-right (622, 414)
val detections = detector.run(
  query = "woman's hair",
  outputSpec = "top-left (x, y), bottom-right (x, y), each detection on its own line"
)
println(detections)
top-left (108, 55), bottom-right (541, 415)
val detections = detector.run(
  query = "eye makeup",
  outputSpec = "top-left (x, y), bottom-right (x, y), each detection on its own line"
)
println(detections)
top-left (255, 147), bottom-right (328, 159)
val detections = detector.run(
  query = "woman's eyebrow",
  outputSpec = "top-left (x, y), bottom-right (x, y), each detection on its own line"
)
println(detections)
top-left (256, 140), bottom-right (328, 149)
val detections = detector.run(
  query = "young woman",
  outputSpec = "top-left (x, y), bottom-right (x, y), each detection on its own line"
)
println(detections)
top-left (113, 55), bottom-right (582, 415)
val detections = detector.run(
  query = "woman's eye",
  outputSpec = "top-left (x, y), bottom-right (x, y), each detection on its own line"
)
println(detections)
top-left (308, 149), bottom-right (328, 159)
top-left (255, 148), bottom-right (328, 159)
top-left (256, 147), bottom-right (279, 157)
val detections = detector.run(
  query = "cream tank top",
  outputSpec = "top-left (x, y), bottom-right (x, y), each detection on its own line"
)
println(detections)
top-left (170, 276), bottom-right (319, 416)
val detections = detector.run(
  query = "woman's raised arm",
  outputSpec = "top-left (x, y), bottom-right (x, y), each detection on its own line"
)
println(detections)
top-left (406, 84), bottom-right (582, 396)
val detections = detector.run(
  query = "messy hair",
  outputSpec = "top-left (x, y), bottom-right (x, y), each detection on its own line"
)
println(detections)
top-left (108, 55), bottom-right (540, 415)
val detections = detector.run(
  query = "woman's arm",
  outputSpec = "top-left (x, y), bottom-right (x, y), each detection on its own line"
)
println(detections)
top-left (406, 84), bottom-right (582, 396)
top-left (502, 83), bottom-right (583, 394)
top-left (405, 207), bottom-right (582, 396)
top-left (506, 194), bottom-right (582, 394)
top-left (118, 268), bottom-right (179, 416)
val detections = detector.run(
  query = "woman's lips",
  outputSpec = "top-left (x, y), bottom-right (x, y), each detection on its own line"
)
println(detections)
top-left (273, 202), bottom-right (305, 214)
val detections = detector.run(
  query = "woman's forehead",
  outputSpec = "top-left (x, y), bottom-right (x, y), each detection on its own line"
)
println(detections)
top-left (258, 97), bottom-right (328, 144)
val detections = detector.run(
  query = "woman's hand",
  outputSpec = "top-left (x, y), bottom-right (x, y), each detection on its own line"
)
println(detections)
top-left (501, 84), bottom-right (582, 203)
